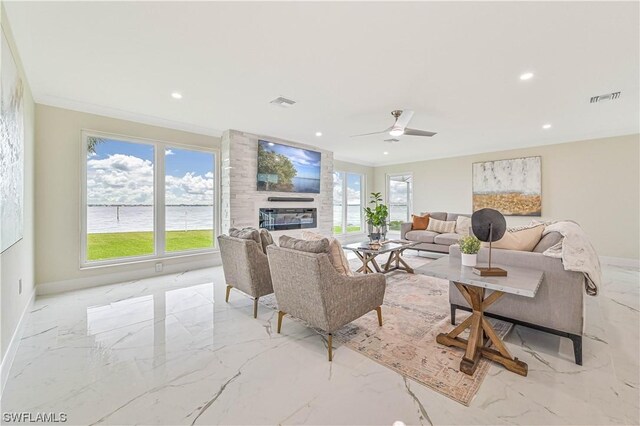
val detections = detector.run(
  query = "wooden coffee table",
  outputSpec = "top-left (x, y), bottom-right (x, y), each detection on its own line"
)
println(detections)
top-left (417, 256), bottom-right (543, 376)
top-left (343, 240), bottom-right (419, 274)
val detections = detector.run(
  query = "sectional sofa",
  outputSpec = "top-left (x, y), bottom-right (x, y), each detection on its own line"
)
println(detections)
top-left (400, 212), bottom-right (470, 253)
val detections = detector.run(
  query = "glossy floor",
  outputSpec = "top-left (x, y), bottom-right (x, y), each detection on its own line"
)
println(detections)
top-left (1, 260), bottom-right (638, 425)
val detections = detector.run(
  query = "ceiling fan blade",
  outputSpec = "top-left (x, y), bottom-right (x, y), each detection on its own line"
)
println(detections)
top-left (350, 126), bottom-right (392, 137)
top-left (394, 110), bottom-right (414, 129)
top-left (403, 128), bottom-right (437, 137)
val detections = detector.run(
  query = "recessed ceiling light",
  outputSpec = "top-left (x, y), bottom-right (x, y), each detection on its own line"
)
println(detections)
top-left (315, 132), bottom-right (322, 137)
top-left (171, 92), bottom-right (183, 99)
top-left (542, 123), bottom-right (552, 129)
top-left (383, 151), bottom-right (389, 155)
top-left (519, 72), bottom-right (534, 81)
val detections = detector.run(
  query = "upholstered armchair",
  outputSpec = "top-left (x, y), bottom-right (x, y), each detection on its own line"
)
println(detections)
top-left (266, 245), bottom-right (386, 361)
top-left (217, 235), bottom-right (274, 318)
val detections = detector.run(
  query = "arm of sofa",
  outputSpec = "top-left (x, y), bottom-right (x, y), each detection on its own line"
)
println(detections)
top-left (449, 245), bottom-right (572, 275)
top-left (400, 222), bottom-right (413, 240)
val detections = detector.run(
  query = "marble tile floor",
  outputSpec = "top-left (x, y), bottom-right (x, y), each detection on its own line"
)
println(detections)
top-left (1, 261), bottom-right (638, 425)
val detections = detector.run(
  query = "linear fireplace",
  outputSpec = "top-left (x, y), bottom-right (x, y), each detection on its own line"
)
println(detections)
top-left (259, 208), bottom-right (317, 231)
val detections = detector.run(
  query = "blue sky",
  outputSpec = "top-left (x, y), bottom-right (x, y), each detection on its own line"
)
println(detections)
top-left (259, 140), bottom-right (321, 179)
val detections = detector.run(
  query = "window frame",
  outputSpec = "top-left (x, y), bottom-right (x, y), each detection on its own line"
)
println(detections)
top-left (333, 170), bottom-right (365, 235)
top-left (80, 129), bottom-right (220, 269)
top-left (386, 172), bottom-right (413, 224)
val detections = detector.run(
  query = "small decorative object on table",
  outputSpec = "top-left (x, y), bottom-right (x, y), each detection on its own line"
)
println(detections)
top-left (471, 208), bottom-right (508, 276)
top-left (459, 235), bottom-right (481, 267)
top-left (364, 192), bottom-right (389, 243)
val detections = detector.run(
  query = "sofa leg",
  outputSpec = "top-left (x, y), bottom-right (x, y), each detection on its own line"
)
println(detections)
top-left (450, 304), bottom-right (456, 325)
top-left (375, 306), bottom-right (383, 326)
top-left (277, 311), bottom-right (286, 333)
top-left (225, 285), bottom-right (232, 303)
top-left (570, 334), bottom-right (583, 365)
top-left (328, 333), bottom-right (333, 362)
top-left (253, 298), bottom-right (259, 319)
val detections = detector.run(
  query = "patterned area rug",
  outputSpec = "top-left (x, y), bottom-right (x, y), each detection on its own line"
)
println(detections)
top-left (262, 253), bottom-right (512, 406)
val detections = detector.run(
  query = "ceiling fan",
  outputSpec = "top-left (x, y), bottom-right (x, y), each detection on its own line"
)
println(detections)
top-left (351, 110), bottom-right (437, 139)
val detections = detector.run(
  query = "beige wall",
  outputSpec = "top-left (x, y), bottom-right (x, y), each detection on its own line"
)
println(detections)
top-left (34, 105), bottom-right (221, 288)
top-left (1, 4), bottom-right (36, 361)
top-left (374, 134), bottom-right (640, 259)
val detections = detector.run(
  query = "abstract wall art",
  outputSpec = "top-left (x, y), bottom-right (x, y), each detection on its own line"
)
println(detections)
top-left (472, 156), bottom-right (541, 216)
top-left (1, 29), bottom-right (25, 252)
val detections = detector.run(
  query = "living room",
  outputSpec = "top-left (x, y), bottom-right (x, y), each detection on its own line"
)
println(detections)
top-left (1, 1), bottom-right (638, 425)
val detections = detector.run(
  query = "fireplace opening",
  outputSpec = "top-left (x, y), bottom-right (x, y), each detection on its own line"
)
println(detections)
top-left (259, 208), bottom-right (317, 231)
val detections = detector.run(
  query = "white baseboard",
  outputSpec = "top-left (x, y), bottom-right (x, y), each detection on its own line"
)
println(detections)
top-left (1, 289), bottom-right (36, 399)
top-left (37, 254), bottom-right (222, 296)
top-left (599, 256), bottom-right (640, 268)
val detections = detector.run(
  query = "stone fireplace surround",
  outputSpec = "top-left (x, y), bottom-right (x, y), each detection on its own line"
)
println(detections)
top-left (220, 130), bottom-right (334, 239)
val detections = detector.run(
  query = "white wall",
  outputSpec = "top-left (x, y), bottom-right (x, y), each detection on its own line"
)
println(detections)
top-left (0, 2), bottom-right (36, 371)
top-left (34, 105), bottom-right (222, 292)
top-left (373, 134), bottom-right (640, 260)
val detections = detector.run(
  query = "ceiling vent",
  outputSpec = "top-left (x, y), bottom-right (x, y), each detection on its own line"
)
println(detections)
top-left (590, 91), bottom-right (621, 103)
top-left (270, 96), bottom-right (296, 107)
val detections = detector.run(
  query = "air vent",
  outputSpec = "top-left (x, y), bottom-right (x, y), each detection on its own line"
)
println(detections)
top-left (270, 96), bottom-right (296, 107)
top-left (590, 91), bottom-right (621, 103)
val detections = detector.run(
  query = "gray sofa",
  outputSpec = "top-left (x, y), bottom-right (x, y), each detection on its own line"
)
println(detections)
top-left (400, 212), bottom-right (470, 253)
top-left (449, 244), bottom-right (585, 365)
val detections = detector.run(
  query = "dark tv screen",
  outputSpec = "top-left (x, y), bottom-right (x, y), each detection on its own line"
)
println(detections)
top-left (257, 140), bottom-right (321, 193)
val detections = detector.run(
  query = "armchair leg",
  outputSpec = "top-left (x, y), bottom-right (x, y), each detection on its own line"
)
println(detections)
top-left (225, 285), bottom-right (232, 303)
top-left (450, 304), bottom-right (456, 325)
top-left (375, 306), bottom-right (383, 326)
top-left (253, 298), bottom-right (259, 319)
top-left (328, 333), bottom-right (333, 362)
top-left (277, 311), bottom-right (286, 333)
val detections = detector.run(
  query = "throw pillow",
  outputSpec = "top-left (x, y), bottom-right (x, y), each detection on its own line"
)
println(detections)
top-left (279, 235), bottom-right (330, 254)
top-left (411, 214), bottom-right (430, 230)
top-left (455, 216), bottom-right (471, 236)
top-left (483, 224), bottom-right (544, 252)
top-left (258, 228), bottom-right (274, 254)
top-left (302, 230), bottom-right (353, 276)
top-left (533, 231), bottom-right (563, 253)
top-left (229, 227), bottom-right (262, 247)
top-left (426, 218), bottom-right (456, 234)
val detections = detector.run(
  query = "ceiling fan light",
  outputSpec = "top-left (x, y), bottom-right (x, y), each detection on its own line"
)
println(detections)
top-left (389, 127), bottom-right (404, 137)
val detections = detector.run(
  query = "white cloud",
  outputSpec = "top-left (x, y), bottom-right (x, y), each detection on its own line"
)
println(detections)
top-left (165, 149), bottom-right (175, 156)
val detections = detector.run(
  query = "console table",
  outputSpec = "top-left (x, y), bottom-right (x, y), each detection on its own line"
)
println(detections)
top-left (417, 257), bottom-right (543, 376)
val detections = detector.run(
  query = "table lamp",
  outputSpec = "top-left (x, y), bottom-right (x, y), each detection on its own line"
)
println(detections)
top-left (471, 208), bottom-right (508, 277)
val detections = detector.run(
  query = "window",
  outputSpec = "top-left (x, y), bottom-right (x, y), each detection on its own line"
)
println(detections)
top-left (83, 132), bottom-right (217, 265)
top-left (333, 171), bottom-right (364, 234)
top-left (387, 173), bottom-right (412, 231)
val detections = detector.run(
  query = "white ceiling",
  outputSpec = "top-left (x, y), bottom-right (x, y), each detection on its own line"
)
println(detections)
top-left (5, 1), bottom-right (639, 166)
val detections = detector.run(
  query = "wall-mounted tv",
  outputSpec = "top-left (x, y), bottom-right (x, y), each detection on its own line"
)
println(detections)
top-left (257, 140), bottom-right (321, 193)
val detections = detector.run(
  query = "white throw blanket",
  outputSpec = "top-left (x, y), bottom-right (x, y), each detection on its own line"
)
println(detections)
top-left (541, 221), bottom-right (601, 296)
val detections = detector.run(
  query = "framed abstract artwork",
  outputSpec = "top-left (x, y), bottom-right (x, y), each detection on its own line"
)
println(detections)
top-left (1, 29), bottom-right (25, 252)
top-left (472, 156), bottom-right (541, 216)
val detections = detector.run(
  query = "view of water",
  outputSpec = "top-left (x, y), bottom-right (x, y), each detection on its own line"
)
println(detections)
top-left (291, 177), bottom-right (320, 193)
top-left (88, 206), bottom-right (214, 233)
top-left (332, 205), bottom-right (409, 226)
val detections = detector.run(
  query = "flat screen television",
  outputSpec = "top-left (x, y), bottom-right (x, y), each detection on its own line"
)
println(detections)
top-left (257, 140), bottom-right (321, 193)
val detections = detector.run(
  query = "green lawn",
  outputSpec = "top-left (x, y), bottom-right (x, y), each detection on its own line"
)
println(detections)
top-left (333, 225), bottom-right (362, 234)
top-left (88, 230), bottom-right (214, 261)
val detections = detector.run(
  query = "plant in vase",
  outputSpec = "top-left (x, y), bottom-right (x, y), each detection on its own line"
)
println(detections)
top-left (363, 192), bottom-right (389, 243)
top-left (459, 235), bottom-right (481, 267)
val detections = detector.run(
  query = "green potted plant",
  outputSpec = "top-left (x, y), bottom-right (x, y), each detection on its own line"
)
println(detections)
top-left (459, 235), bottom-right (481, 267)
top-left (363, 192), bottom-right (389, 243)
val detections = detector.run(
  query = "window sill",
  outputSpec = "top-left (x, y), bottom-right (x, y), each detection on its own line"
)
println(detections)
top-left (80, 249), bottom-right (219, 271)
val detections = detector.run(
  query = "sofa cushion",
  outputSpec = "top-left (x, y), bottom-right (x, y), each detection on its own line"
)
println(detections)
top-left (229, 228), bottom-right (262, 246)
top-left (484, 224), bottom-right (544, 252)
top-left (279, 235), bottom-right (329, 253)
top-left (447, 213), bottom-right (469, 222)
top-left (411, 214), bottom-right (430, 230)
top-left (434, 233), bottom-right (462, 246)
top-left (533, 231), bottom-right (563, 253)
top-left (301, 230), bottom-right (353, 276)
top-left (455, 216), bottom-right (472, 236)
top-left (405, 230), bottom-right (439, 243)
top-left (424, 211), bottom-right (447, 221)
top-left (427, 218), bottom-right (456, 234)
